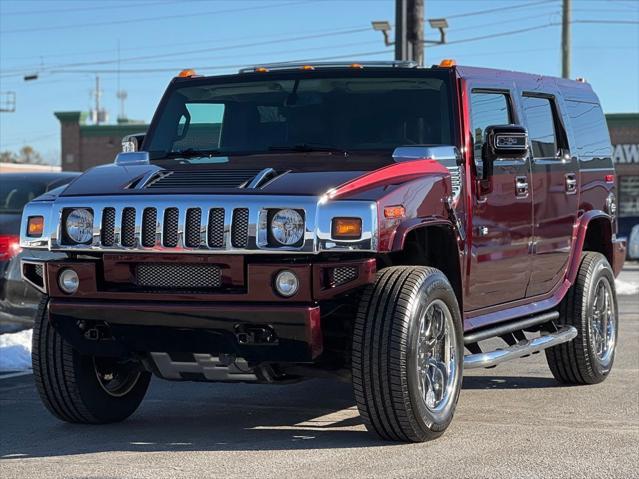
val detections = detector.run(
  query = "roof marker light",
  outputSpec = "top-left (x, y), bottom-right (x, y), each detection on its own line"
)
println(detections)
top-left (350, 63), bottom-right (364, 69)
top-left (177, 69), bottom-right (197, 78)
top-left (300, 65), bottom-right (315, 71)
top-left (439, 59), bottom-right (456, 68)
top-left (255, 67), bottom-right (269, 73)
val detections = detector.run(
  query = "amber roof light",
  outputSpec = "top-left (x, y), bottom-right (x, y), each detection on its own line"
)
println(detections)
top-left (439, 59), bottom-right (456, 68)
top-left (177, 69), bottom-right (198, 78)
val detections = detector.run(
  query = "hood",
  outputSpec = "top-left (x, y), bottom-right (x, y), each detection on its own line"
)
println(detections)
top-left (58, 151), bottom-right (450, 199)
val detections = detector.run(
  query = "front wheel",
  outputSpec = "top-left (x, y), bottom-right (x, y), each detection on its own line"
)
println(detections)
top-left (32, 297), bottom-right (151, 423)
top-left (352, 266), bottom-right (463, 442)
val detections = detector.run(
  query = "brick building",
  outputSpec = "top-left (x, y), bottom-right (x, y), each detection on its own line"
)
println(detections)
top-left (55, 111), bottom-right (148, 172)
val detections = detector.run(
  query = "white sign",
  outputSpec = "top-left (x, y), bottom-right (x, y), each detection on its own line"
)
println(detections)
top-left (613, 144), bottom-right (639, 164)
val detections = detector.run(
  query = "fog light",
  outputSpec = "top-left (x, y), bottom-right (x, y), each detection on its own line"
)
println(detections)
top-left (58, 269), bottom-right (79, 294)
top-left (274, 270), bottom-right (299, 297)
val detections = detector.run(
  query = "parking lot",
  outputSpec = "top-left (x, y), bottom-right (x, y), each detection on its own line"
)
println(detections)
top-left (1, 265), bottom-right (637, 479)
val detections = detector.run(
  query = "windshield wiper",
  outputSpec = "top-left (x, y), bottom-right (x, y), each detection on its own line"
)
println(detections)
top-left (268, 144), bottom-right (348, 155)
top-left (162, 148), bottom-right (224, 159)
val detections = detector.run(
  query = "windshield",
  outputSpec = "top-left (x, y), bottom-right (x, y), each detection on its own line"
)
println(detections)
top-left (0, 180), bottom-right (47, 214)
top-left (145, 73), bottom-right (455, 161)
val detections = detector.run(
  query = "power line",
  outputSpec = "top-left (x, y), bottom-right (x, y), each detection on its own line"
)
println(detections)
top-left (446, 0), bottom-right (558, 20)
top-left (573, 19), bottom-right (639, 24)
top-left (442, 23), bottom-right (558, 46)
top-left (0, 26), bottom-right (373, 78)
top-left (0, 0), bottom-right (182, 16)
top-left (0, 1), bottom-right (305, 35)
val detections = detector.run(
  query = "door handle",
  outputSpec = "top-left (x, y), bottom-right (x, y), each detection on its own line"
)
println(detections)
top-left (565, 173), bottom-right (577, 194)
top-left (515, 176), bottom-right (529, 198)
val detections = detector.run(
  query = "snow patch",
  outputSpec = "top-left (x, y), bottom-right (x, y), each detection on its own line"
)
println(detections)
top-left (616, 279), bottom-right (639, 296)
top-left (0, 329), bottom-right (32, 372)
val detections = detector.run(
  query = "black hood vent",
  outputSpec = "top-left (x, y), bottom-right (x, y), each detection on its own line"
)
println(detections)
top-left (145, 169), bottom-right (264, 189)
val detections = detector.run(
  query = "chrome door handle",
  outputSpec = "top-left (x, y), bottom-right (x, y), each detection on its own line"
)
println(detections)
top-left (565, 173), bottom-right (577, 194)
top-left (515, 176), bottom-right (529, 198)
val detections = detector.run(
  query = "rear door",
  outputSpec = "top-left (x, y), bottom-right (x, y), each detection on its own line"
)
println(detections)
top-left (519, 93), bottom-right (578, 297)
top-left (465, 85), bottom-right (534, 311)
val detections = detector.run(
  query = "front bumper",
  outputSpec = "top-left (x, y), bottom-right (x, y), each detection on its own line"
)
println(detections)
top-left (49, 299), bottom-right (322, 363)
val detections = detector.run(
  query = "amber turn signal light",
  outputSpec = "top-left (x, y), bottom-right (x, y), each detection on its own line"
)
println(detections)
top-left (384, 205), bottom-right (405, 219)
top-left (27, 216), bottom-right (44, 237)
top-left (332, 218), bottom-right (362, 239)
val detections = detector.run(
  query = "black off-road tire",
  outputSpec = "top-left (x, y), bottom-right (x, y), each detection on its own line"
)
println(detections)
top-left (352, 266), bottom-right (464, 442)
top-left (32, 297), bottom-right (151, 423)
top-left (545, 252), bottom-right (618, 385)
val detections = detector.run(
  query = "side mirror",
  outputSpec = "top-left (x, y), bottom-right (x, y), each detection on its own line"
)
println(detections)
top-left (482, 125), bottom-right (529, 179)
top-left (121, 133), bottom-right (146, 152)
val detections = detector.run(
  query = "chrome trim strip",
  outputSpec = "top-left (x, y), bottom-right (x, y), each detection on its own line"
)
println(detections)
top-left (463, 326), bottom-right (577, 369)
top-left (20, 195), bottom-right (378, 254)
top-left (246, 168), bottom-right (277, 189)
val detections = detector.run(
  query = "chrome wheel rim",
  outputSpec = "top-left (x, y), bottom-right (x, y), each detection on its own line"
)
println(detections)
top-left (415, 299), bottom-right (459, 412)
top-left (590, 277), bottom-right (616, 367)
top-left (93, 357), bottom-right (141, 398)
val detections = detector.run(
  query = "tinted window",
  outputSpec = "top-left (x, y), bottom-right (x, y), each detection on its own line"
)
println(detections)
top-left (565, 100), bottom-right (611, 159)
top-left (522, 96), bottom-right (558, 158)
top-left (146, 75), bottom-right (454, 161)
top-left (470, 92), bottom-right (511, 160)
top-left (0, 180), bottom-right (47, 214)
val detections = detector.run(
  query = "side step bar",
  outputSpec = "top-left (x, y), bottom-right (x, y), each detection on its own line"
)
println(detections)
top-left (464, 326), bottom-right (577, 369)
top-left (464, 311), bottom-right (560, 345)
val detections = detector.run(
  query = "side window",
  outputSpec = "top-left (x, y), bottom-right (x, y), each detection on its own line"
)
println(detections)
top-left (565, 100), bottom-right (612, 160)
top-left (521, 96), bottom-right (558, 158)
top-left (470, 91), bottom-right (512, 161)
top-left (172, 103), bottom-right (225, 152)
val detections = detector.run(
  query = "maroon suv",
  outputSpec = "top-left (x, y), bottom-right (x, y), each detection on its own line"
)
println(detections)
top-left (20, 61), bottom-right (625, 442)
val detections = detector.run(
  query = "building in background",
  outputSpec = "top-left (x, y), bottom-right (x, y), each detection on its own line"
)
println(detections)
top-left (607, 113), bottom-right (639, 239)
top-left (54, 111), bottom-right (148, 172)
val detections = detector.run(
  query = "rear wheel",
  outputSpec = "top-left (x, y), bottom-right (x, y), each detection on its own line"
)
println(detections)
top-left (32, 297), bottom-right (151, 423)
top-left (545, 252), bottom-right (618, 385)
top-left (352, 266), bottom-right (463, 442)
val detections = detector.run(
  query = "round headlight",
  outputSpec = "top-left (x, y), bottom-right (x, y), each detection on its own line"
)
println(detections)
top-left (58, 268), bottom-right (79, 294)
top-left (270, 209), bottom-right (304, 246)
top-left (66, 209), bottom-right (93, 244)
top-left (274, 270), bottom-right (299, 297)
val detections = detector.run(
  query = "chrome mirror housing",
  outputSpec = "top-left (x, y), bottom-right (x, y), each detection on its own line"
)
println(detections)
top-left (114, 151), bottom-right (150, 166)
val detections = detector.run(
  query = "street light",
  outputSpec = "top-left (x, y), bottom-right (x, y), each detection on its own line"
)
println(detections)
top-left (371, 21), bottom-right (393, 46)
top-left (428, 18), bottom-right (448, 44)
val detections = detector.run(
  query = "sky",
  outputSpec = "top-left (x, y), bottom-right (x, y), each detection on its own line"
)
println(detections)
top-left (0, 0), bottom-right (638, 164)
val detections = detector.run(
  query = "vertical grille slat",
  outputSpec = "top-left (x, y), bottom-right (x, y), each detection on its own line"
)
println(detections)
top-left (101, 207), bottom-right (116, 246)
top-left (208, 208), bottom-right (225, 248)
top-left (142, 208), bottom-right (157, 247)
top-left (185, 208), bottom-right (202, 247)
top-left (231, 208), bottom-right (249, 248)
top-left (163, 208), bottom-right (179, 247)
top-left (121, 207), bottom-right (136, 247)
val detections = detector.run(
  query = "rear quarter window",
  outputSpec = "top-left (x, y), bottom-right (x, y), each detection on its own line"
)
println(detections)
top-left (565, 101), bottom-right (612, 160)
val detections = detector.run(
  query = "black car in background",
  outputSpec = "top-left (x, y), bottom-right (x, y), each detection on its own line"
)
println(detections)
top-left (0, 172), bottom-right (79, 333)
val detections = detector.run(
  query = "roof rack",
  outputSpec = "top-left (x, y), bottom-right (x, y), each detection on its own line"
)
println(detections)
top-left (239, 60), bottom-right (419, 73)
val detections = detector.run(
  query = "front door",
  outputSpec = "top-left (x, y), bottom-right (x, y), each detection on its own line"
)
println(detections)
top-left (465, 86), bottom-right (534, 311)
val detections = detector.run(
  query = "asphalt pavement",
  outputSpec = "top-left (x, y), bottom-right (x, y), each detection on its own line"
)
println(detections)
top-left (1, 265), bottom-right (637, 479)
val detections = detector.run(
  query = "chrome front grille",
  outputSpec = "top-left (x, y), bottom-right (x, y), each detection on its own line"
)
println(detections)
top-left (96, 203), bottom-right (257, 251)
top-left (29, 195), bottom-right (377, 255)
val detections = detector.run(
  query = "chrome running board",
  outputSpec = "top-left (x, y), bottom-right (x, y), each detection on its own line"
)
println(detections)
top-left (464, 326), bottom-right (577, 369)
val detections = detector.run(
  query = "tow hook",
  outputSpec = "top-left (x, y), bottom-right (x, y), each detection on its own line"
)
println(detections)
top-left (234, 325), bottom-right (278, 345)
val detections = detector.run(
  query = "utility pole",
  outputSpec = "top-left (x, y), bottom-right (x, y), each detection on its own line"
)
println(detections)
top-left (94, 75), bottom-right (102, 125)
top-left (407, 0), bottom-right (424, 66)
top-left (562, 0), bottom-right (571, 79)
top-left (395, 0), bottom-right (408, 61)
